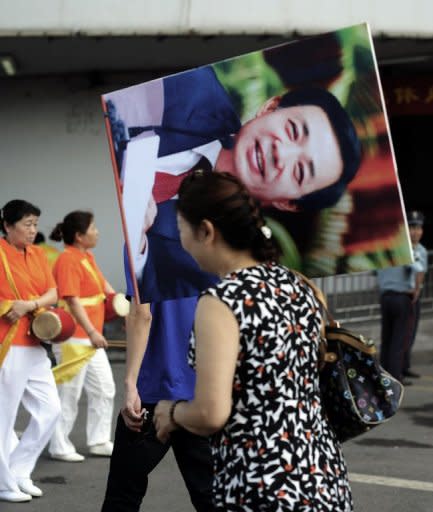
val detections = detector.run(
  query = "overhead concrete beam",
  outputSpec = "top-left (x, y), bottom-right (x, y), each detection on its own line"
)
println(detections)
top-left (0, 0), bottom-right (432, 38)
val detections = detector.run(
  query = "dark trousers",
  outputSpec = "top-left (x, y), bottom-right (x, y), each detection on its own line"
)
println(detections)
top-left (380, 291), bottom-right (415, 380)
top-left (101, 405), bottom-right (215, 512)
top-left (403, 298), bottom-right (421, 373)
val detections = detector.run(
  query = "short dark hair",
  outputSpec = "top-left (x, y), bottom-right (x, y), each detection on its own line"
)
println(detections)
top-left (50, 210), bottom-right (94, 245)
top-left (0, 199), bottom-right (41, 234)
top-left (177, 171), bottom-right (281, 262)
top-left (278, 87), bottom-right (362, 210)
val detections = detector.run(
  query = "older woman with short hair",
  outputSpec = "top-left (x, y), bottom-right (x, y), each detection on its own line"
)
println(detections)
top-left (0, 199), bottom-right (61, 503)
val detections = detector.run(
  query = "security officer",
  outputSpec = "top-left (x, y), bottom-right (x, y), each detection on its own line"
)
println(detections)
top-left (376, 210), bottom-right (426, 384)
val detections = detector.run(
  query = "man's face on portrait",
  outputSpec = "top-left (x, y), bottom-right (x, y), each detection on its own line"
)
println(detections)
top-left (232, 103), bottom-right (343, 209)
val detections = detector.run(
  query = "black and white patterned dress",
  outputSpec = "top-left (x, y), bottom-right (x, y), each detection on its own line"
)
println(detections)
top-left (189, 262), bottom-right (353, 512)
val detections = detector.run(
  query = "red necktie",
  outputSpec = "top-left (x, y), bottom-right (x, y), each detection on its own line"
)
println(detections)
top-left (152, 170), bottom-right (192, 204)
top-left (152, 157), bottom-right (211, 204)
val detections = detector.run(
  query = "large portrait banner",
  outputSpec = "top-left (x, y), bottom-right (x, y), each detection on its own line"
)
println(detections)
top-left (102, 22), bottom-right (411, 303)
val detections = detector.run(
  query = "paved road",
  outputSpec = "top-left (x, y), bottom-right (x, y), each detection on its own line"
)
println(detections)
top-left (4, 314), bottom-right (433, 511)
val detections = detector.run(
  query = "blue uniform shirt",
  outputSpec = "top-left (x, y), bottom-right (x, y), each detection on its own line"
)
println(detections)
top-left (414, 242), bottom-right (428, 273)
top-left (377, 258), bottom-right (424, 293)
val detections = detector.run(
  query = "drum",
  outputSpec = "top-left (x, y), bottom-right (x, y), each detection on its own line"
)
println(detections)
top-left (31, 307), bottom-right (76, 343)
top-left (104, 293), bottom-right (130, 322)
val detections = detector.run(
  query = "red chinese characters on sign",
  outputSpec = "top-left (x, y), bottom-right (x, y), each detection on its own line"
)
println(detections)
top-left (382, 77), bottom-right (433, 115)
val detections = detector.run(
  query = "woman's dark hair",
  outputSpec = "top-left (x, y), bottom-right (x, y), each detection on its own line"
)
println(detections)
top-left (50, 210), bottom-right (94, 245)
top-left (0, 199), bottom-right (41, 234)
top-left (177, 171), bottom-right (281, 262)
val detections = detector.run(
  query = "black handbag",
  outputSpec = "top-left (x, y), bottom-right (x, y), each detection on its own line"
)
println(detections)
top-left (295, 271), bottom-right (405, 443)
top-left (319, 323), bottom-right (404, 442)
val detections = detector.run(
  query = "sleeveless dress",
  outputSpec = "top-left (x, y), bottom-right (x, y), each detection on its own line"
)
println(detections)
top-left (189, 262), bottom-right (353, 512)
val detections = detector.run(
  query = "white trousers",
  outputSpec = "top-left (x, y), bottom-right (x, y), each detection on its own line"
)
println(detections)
top-left (0, 345), bottom-right (61, 492)
top-left (49, 338), bottom-right (116, 456)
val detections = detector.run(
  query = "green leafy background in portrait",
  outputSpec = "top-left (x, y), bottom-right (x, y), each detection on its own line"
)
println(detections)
top-left (212, 23), bottom-right (411, 277)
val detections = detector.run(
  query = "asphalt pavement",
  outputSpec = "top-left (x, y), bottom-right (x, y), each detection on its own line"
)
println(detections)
top-left (3, 313), bottom-right (433, 512)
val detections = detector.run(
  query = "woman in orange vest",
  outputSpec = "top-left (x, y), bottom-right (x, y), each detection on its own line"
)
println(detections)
top-left (48, 210), bottom-right (116, 462)
top-left (0, 199), bottom-right (61, 503)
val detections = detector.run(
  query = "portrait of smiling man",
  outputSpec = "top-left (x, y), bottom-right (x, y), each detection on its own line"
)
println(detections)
top-left (104, 65), bottom-right (361, 304)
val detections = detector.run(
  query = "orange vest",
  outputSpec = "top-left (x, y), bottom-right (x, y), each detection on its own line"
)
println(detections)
top-left (0, 238), bottom-right (56, 346)
top-left (53, 245), bottom-right (106, 338)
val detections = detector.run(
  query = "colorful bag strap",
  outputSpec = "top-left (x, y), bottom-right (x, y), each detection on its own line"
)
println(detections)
top-left (291, 269), bottom-right (338, 327)
top-left (293, 269), bottom-right (376, 357)
top-left (291, 269), bottom-right (339, 365)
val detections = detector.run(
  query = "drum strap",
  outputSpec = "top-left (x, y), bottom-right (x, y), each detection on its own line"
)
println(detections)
top-left (77, 258), bottom-right (105, 306)
top-left (58, 294), bottom-right (105, 311)
top-left (0, 247), bottom-right (22, 367)
top-left (80, 258), bottom-right (104, 293)
top-left (57, 257), bottom-right (105, 311)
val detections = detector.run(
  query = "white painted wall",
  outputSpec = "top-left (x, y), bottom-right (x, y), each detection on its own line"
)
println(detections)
top-left (0, 0), bottom-right (432, 37)
top-left (0, 77), bottom-right (127, 291)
